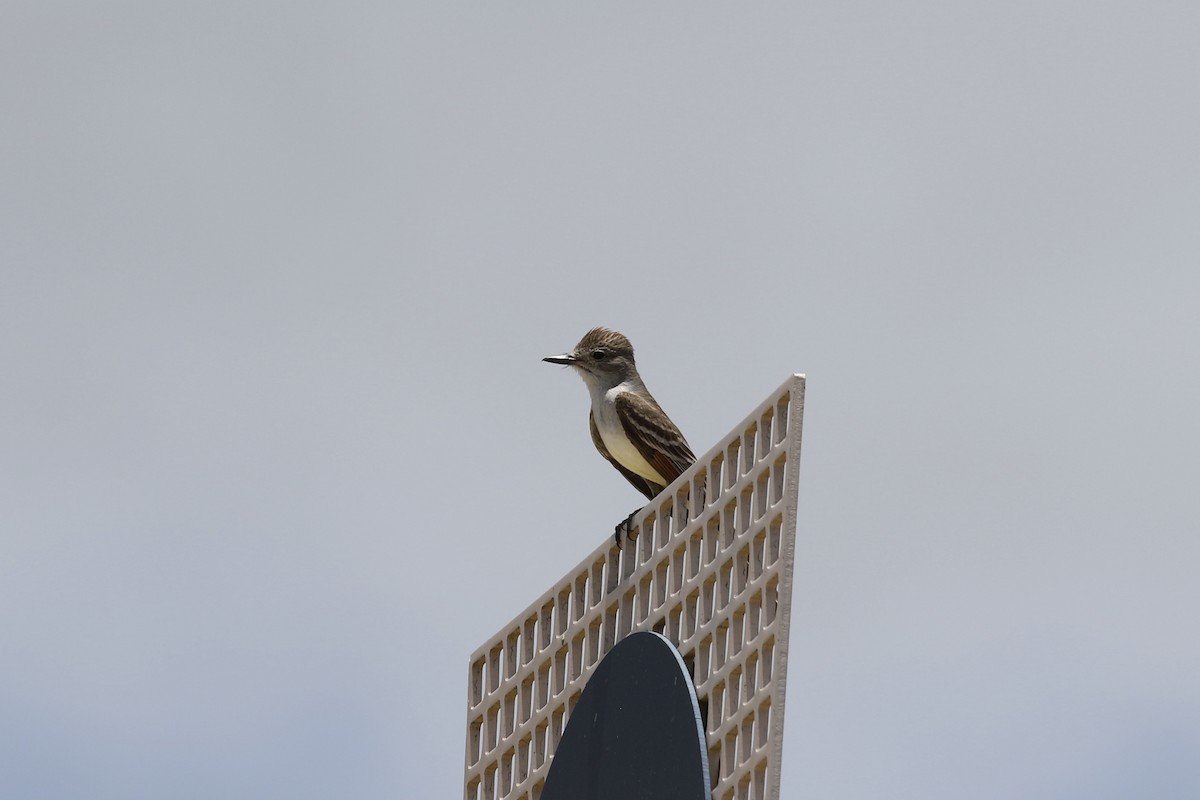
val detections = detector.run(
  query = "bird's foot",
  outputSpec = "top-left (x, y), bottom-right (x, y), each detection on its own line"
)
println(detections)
top-left (614, 508), bottom-right (642, 549)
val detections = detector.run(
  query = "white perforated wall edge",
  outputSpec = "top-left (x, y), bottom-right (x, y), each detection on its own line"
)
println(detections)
top-left (464, 374), bottom-right (805, 800)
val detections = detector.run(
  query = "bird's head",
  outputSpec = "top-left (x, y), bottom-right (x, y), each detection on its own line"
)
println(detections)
top-left (543, 327), bottom-right (638, 386)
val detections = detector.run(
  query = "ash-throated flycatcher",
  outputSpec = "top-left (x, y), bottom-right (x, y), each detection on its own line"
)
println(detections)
top-left (544, 327), bottom-right (697, 545)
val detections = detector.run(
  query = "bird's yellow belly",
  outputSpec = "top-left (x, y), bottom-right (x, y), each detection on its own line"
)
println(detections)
top-left (601, 427), bottom-right (667, 485)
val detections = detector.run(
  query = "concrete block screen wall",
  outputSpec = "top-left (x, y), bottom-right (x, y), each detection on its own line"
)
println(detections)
top-left (465, 375), bottom-right (806, 800)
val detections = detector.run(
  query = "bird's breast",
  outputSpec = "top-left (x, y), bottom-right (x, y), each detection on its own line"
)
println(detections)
top-left (593, 388), bottom-right (667, 484)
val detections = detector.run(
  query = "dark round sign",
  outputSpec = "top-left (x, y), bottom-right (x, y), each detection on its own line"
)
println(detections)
top-left (541, 631), bottom-right (711, 800)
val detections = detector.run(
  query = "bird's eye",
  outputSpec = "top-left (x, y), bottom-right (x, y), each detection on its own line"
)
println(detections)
top-left (592, 349), bottom-right (606, 360)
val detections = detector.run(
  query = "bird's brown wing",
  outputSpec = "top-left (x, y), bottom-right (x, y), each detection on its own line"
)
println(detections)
top-left (590, 412), bottom-right (661, 500)
top-left (613, 392), bottom-right (697, 488)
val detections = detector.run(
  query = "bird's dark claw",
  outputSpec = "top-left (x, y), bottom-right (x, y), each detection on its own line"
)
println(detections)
top-left (614, 509), bottom-right (640, 549)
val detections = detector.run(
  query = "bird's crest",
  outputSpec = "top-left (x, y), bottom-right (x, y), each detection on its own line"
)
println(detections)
top-left (576, 327), bottom-right (635, 361)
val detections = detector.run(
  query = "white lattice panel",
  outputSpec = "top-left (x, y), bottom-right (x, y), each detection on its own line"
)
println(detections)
top-left (464, 374), bottom-right (806, 800)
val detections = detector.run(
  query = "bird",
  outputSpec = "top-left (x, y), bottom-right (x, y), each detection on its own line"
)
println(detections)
top-left (543, 327), bottom-right (697, 546)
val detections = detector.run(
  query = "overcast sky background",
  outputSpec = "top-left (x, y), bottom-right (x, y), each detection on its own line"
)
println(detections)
top-left (3, 2), bottom-right (1199, 799)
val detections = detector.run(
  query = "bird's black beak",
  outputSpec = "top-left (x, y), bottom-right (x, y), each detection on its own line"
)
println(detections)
top-left (543, 353), bottom-right (577, 365)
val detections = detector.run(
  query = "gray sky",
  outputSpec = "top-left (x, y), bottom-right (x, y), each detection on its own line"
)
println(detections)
top-left (3, 2), bottom-right (1198, 798)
